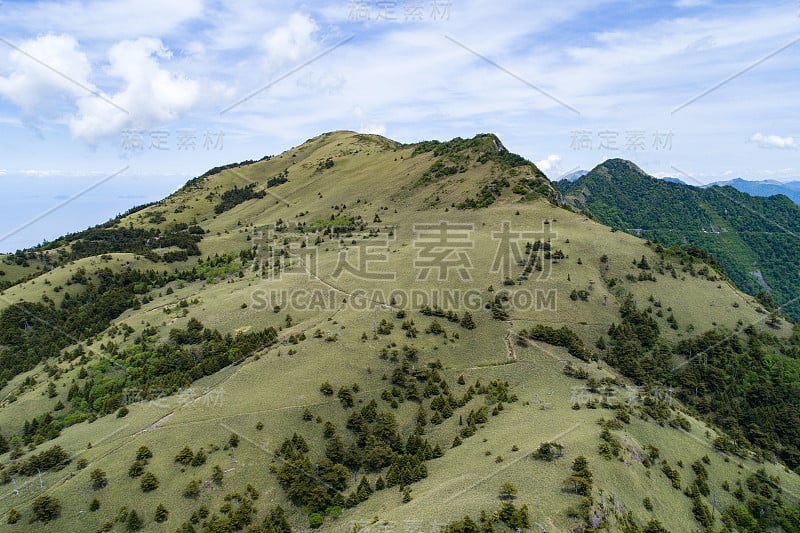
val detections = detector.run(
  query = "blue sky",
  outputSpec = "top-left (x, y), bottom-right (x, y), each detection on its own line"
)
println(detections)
top-left (0, 0), bottom-right (798, 251)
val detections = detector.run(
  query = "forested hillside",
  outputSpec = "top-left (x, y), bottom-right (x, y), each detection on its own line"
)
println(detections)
top-left (557, 159), bottom-right (800, 319)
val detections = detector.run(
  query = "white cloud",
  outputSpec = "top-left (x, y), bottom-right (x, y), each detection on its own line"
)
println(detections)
top-left (684, 35), bottom-right (715, 52)
top-left (360, 123), bottom-right (386, 136)
top-left (70, 38), bottom-right (200, 141)
top-left (21, 169), bottom-right (67, 177)
top-left (352, 106), bottom-right (385, 136)
top-left (13, 168), bottom-right (110, 177)
top-left (262, 13), bottom-right (319, 67)
top-left (0, 35), bottom-right (203, 141)
top-left (750, 132), bottom-right (796, 149)
top-left (0, 34), bottom-right (92, 116)
top-left (536, 154), bottom-right (562, 174)
top-left (295, 70), bottom-right (346, 95)
top-left (674, 0), bottom-right (710, 8)
top-left (0, 0), bottom-right (204, 41)
top-left (0, 0), bottom-right (799, 183)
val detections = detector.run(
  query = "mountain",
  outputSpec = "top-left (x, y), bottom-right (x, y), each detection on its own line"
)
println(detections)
top-left (557, 169), bottom-right (589, 182)
top-left (0, 134), bottom-right (799, 532)
top-left (706, 177), bottom-right (800, 205)
top-left (661, 177), bottom-right (687, 185)
top-left (552, 169), bottom-right (588, 193)
top-left (558, 158), bottom-right (800, 319)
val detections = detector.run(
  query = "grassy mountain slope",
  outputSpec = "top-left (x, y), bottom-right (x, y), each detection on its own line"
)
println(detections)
top-left (0, 254), bottom-right (48, 291)
top-left (0, 133), bottom-right (798, 532)
top-left (557, 159), bottom-right (800, 319)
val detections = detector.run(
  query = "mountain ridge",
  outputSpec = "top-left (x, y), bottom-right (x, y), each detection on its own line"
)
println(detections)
top-left (0, 131), bottom-right (799, 532)
top-left (705, 177), bottom-right (800, 205)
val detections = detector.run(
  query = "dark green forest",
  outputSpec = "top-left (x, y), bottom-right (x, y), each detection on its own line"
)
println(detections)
top-left (0, 252), bottom-right (251, 387)
top-left (599, 295), bottom-right (800, 471)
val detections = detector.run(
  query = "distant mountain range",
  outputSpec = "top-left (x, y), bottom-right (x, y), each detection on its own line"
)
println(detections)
top-left (557, 159), bottom-right (800, 319)
top-left (556, 169), bottom-right (588, 182)
top-left (705, 178), bottom-right (800, 205)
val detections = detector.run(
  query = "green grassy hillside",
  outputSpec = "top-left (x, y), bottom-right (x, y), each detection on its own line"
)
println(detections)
top-left (0, 132), bottom-right (798, 532)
